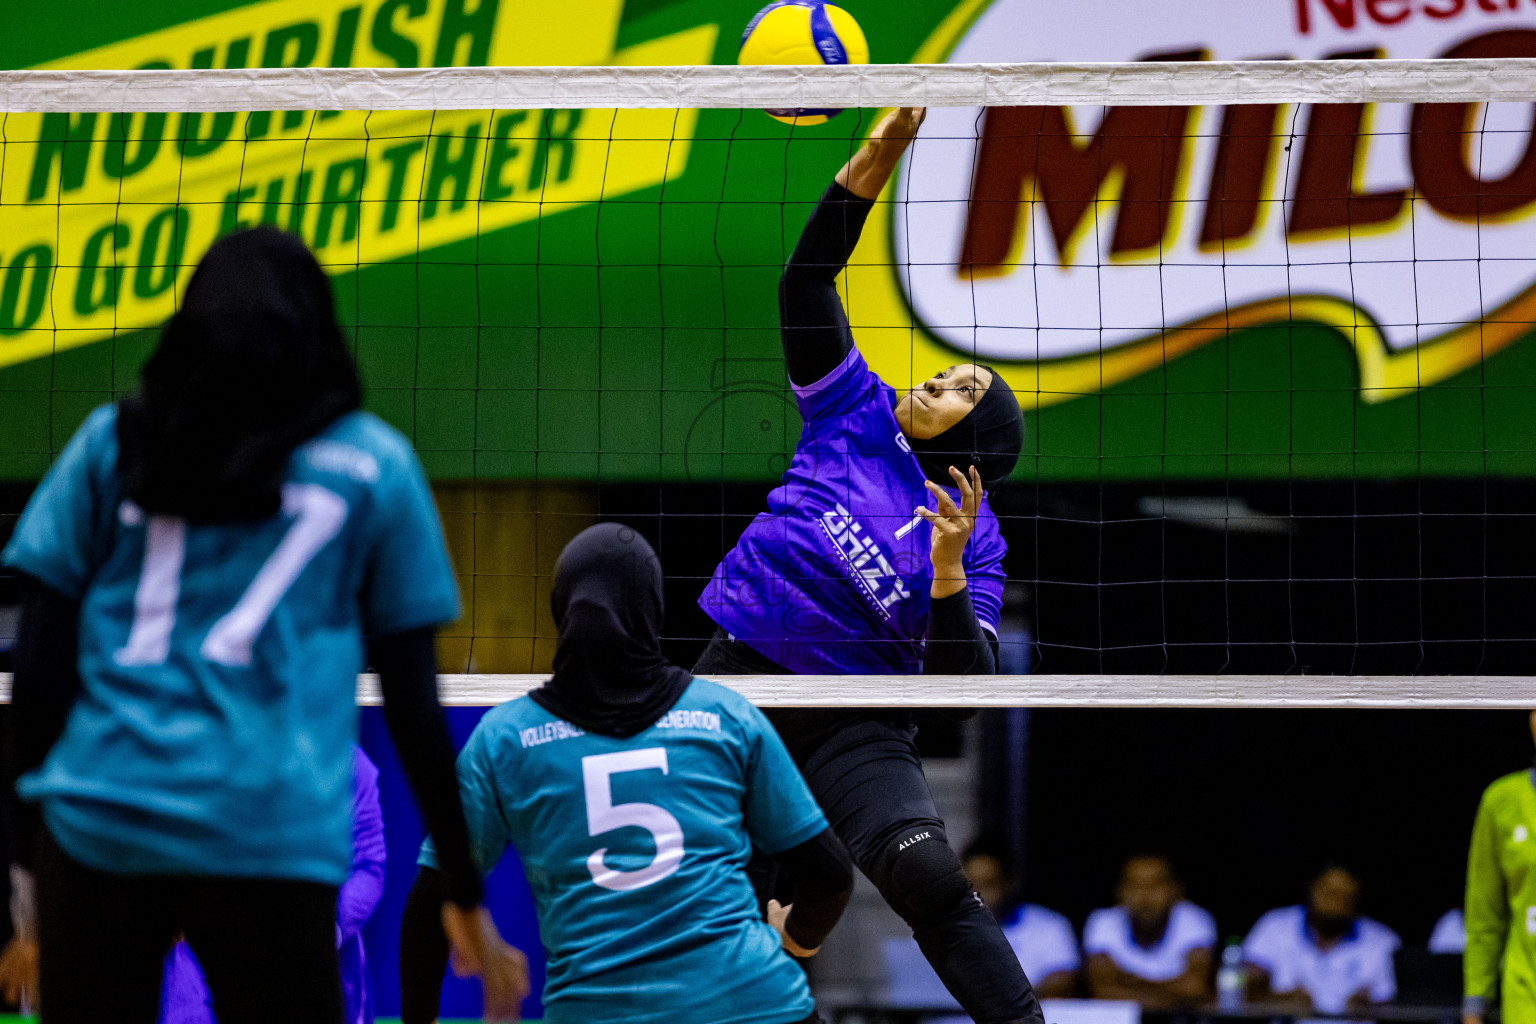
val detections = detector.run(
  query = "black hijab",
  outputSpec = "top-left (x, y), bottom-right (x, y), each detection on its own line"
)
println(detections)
top-left (116, 226), bottom-right (362, 522)
top-left (530, 523), bottom-right (694, 738)
top-left (906, 364), bottom-right (1025, 491)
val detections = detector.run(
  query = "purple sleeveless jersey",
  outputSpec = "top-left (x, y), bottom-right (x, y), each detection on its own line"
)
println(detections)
top-left (700, 349), bottom-right (1006, 675)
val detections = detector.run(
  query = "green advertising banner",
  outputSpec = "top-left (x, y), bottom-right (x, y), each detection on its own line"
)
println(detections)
top-left (4, 0), bottom-right (1536, 483)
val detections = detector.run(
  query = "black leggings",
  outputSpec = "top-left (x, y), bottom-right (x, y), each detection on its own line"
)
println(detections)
top-left (36, 829), bottom-right (343, 1024)
top-left (695, 634), bottom-right (1043, 1024)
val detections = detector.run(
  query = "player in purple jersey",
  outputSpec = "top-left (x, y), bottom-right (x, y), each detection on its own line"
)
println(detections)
top-left (695, 109), bottom-right (1042, 1024)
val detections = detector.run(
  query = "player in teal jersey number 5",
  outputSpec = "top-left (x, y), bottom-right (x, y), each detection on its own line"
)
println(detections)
top-left (401, 524), bottom-right (856, 1024)
top-left (0, 228), bottom-right (524, 1022)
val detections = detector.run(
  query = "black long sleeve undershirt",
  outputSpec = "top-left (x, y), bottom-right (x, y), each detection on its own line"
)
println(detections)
top-left (779, 182), bottom-right (874, 388)
top-left (400, 865), bottom-right (454, 1024)
top-left (770, 825), bottom-right (854, 951)
top-left (5, 576), bottom-right (81, 870)
top-left (369, 627), bottom-right (483, 908)
top-left (924, 588), bottom-right (997, 676)
top-left (400, 827), bottom-right (854, 1023)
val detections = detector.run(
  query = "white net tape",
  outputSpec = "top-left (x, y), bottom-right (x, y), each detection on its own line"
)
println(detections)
top-left (0, 674), bottom-right (1531, 708)
top-left (3, 58), bottom-right (1536, 112)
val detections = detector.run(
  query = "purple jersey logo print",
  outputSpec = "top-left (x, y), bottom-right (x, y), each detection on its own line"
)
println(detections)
top-left (700, 349), bottom-right (1006, 675)
top-left (819, 502), bottom-right (912, 620)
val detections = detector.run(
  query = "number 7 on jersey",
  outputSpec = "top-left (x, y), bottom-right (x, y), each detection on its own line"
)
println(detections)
top-left (115, 483), bottom-right (349, 668)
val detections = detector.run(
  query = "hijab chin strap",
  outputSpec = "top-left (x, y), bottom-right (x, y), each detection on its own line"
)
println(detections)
top-left (905, 365), bottom-right (1025, 491)
top-left (530, 524), bottom-right (693, 739)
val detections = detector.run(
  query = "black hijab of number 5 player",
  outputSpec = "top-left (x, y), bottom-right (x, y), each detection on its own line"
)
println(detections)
top-left (531, 523), bottom-right (694, 738)
top-left (116, 226), bottom-right (363, 523)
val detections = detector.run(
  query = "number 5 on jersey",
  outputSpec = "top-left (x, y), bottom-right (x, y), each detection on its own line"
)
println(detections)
top-left (582, 748), bottom-right (685, 892)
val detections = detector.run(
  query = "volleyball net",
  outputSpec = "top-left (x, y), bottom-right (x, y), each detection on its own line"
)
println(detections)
top-left (3, 59), bottom-right (1536, 701)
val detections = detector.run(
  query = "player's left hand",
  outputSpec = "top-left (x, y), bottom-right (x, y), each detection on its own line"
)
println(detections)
top-left (0, 865), bottom-right (38, 1010)
top-left (766, 899), bottom-right (820, 958)
top-left (442, 903), bottom-right (531, 1023)
top-left (916, 465), bottom-right (980, 598)
top-left (0, 936), bottom-right (38, 1009)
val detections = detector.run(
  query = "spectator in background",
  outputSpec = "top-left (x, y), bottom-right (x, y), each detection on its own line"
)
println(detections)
top-left (1429, 909), bottom-right (1465, 954)
top-left (1084, 854), bottom-right (1215, 1007)
top-left (1244, 864), bottom-right (1399, 1016)
top-left (963, 839), bottom-right (1079, 998)
top-left (160, 746), bottom-right (387, 1024)
top-left (1463, 711), bottom-right (1536, 1024)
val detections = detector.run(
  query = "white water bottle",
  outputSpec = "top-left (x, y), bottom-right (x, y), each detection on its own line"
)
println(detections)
top-left (1217, 938), bottom-right (1246, 1011)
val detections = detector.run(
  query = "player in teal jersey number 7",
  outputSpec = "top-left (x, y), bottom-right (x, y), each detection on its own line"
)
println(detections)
top-left (401, 524), bottom-right (855, 1024)
top-left (0, 228), bottom-right (524, 1022)
top-left (1464, 711), bottom-right (1536, 1024)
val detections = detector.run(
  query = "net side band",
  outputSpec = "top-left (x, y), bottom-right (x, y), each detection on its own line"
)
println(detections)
top-left (0, 674), bottom-right (1529, 708)
top-left (4, 59), bottom-right (1536, 112)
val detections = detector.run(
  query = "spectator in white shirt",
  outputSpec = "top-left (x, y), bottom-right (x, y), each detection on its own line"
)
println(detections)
top-left (1244, 864), bottom-right (1400, 1016)
top-left (1084, 854), bottom-right (1216, 1007)
top-left (964, 840), bottom-right (1080, 998)
top-left (1428, 908), bottom-right (1465, 954)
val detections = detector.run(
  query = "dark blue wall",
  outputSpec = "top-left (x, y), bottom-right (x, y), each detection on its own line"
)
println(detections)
top-left (358, 706), bottom-right (546, 1019)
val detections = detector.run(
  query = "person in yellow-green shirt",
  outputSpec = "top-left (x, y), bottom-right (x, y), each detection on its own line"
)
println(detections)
top-left (1465, 711), bottom-right (1536, 1024)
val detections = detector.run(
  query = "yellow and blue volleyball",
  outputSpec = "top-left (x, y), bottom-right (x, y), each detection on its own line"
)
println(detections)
top-left (739, 1), bottom-right (869, 126)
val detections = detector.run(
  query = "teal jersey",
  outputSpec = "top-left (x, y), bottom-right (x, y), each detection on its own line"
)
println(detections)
top-left (3, 407), bottom-right (459, 885)
top-left (422, 678), bottom-right (828, 1024)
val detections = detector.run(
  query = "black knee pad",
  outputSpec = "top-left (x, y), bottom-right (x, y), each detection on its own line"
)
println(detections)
top-left (869, 825), bottom-right (976, 929)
